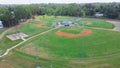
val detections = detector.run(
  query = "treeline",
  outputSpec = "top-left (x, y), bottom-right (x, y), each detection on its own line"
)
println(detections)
top-left (0, 3), bottom-right (120, 27)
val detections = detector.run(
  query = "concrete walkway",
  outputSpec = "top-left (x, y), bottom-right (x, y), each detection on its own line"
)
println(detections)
top-left (0, 27), bottom-right (59, 58)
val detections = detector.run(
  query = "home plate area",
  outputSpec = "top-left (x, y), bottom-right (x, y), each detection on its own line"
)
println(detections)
top-left (56, 29), bottom-right (92, 37)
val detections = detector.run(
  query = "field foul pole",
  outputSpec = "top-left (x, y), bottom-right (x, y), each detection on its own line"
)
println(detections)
top-left (0, 27), bottom-right (60, 58)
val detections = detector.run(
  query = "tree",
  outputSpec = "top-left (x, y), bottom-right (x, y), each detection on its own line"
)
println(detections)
top-left (104, 7), bottom-right (119, 19)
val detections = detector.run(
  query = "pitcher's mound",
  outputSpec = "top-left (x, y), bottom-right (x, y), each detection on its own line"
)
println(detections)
top-left (87, 22), bottom-right (92, 25)
top-left (56, 29), bottom-right (92, 37)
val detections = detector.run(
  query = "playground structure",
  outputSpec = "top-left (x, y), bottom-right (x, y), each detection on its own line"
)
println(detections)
top-left (7, 32), bottom-right (28, 41)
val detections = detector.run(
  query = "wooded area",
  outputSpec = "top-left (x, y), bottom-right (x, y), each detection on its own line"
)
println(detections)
top-left (0, 3), bottom-right (120, 27)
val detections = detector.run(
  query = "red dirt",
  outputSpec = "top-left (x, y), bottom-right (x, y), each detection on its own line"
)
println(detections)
top-left (56, 29), bottom-right (92, 37)
top-left (36, 24), bottom-right (45, 28)
top-left (87, 22), bottom-right (92, 25)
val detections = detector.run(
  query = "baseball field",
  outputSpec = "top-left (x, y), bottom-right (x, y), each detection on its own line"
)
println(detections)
top-left (0, 15), bottom-right (120, 68)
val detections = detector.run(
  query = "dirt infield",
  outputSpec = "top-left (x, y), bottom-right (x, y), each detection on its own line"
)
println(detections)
top-left (36, 24), bottom-right (45, 28)
top-left (56, 29), bottom-right (92, 37)
top-left (67, 26), bottom-right (72, 29)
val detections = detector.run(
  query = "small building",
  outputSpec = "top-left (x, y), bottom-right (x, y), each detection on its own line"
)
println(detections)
top-left (0, 20), bottom-right (3, 28)
top-left (62, 21), bottom-right (70, 26)
top-left (52, 21), bottom-right (62, 28)
top-left (95, 12), bottom-right (103, 17)
top-left (69, 21), bottom-right (80, 27)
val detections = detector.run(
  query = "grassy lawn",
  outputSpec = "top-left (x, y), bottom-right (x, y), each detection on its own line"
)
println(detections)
top-left (0, 29), bottom-right (5, 34)
top-left (0, 37), bottom-right (22, 53)
top-left (79, 18), bottom-right (115, 29)
top-left (1, 50), bottom-right (120, 68)
top-left (18, 27), bottom-right (120, 59)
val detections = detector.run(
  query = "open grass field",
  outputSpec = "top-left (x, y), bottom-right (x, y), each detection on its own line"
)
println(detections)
top-left (1, 50), bottom-right (120, 68)
top-left (0, 15), bottom-right (120, 68)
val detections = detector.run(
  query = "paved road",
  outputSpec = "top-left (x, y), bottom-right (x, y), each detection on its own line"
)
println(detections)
top-left (106, 21), bottom-right (120, 31)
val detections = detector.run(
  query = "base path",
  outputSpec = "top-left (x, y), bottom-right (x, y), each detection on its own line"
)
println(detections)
top-left (0, 27), bottom-right (59, 58)
top-left (56, 29), bottom-right (92, 37)
top-left (36, 24), bottom-right (46, 28)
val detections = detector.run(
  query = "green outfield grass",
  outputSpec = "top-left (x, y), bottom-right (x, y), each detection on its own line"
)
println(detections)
top-left (11, 51), bottom-right (120, 68)
top-left (18, 27), bottom-right (120, 59)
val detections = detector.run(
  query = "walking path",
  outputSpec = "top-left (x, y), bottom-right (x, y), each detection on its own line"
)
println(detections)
top-left (0, 27), bottom-right (14, 40)
top-left (0, 27), bottom-right (59, 58)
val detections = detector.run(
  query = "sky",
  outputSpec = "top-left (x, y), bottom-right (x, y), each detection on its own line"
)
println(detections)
top-left (0, 0), bottom-right (120, 4)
